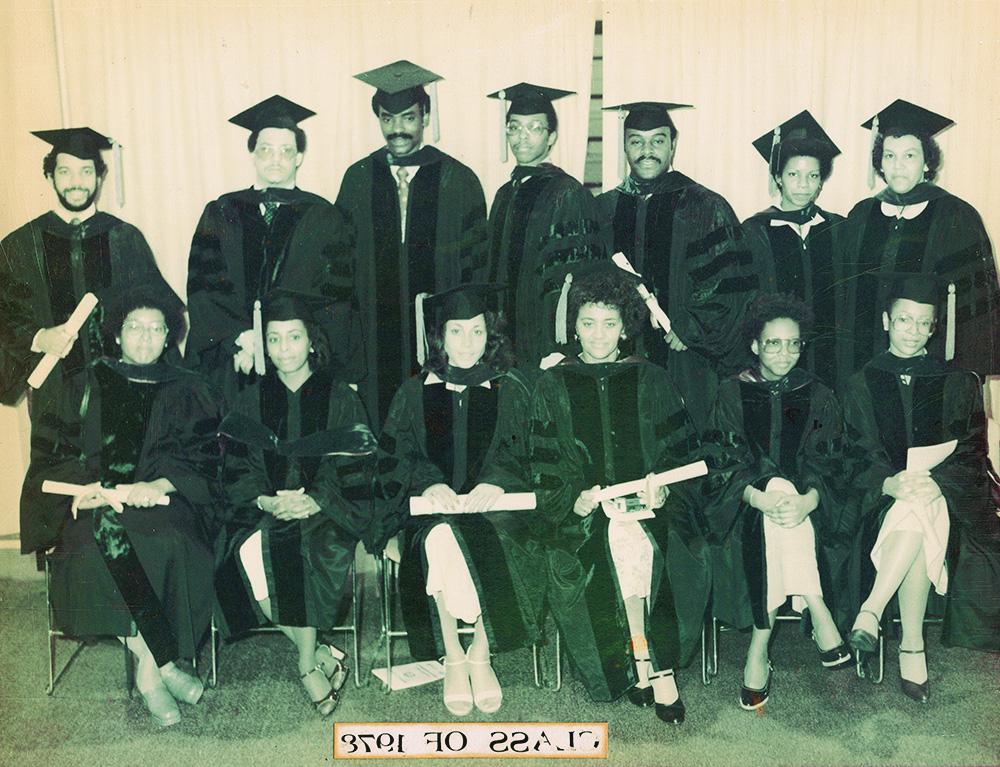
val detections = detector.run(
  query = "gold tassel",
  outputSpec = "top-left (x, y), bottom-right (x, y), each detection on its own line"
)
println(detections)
top-left (867, 115), bottom-right (879, 190)
top-left (618, 108), bottom-right (626, 180)
top-left (252, 299), bottom-right (266, 375)
top-left (430, 81), bottom-right (440, 143)
top-left (768, 127), bottom-right (780, 198)
top-left (113, 140), bottom-right (125, 208)
top-left (499, 89), bottom-right (508, 163)
top-left (415, 292), bottom-right (429, 366)
top-left (945, 282), bottom-right (956, 361)
top-left (554, 273), bottom-right (574, 344)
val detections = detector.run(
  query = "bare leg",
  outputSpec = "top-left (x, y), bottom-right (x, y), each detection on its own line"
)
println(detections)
top-left (897, 558), bottom-right (932, 684)
top-left (854, 530), bottom-right (923, 635)
top-left (257, 597), bottom-right (331, 705)
top-left (121, 632), bottom-right (163, 693)
top-left (624, 596), bottom-right (651, 687)
top-left (802, 595), bottom-right (843, 650)
top-left (433, 592), bottom-right (473, 715)
top-left (743, 609), bottom-right (776, 689)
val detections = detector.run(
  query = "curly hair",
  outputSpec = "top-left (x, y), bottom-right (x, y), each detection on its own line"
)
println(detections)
top-left (264, 319), bottom-right (332, 372)
top-left (424, 310), bottom-right (513, 376)
top-left (742, 293), bottom-right (814, 346)
top-left (43, 150), bottom-right (107, 179)
top-left (102, 286), bottom-right (186, 351)
top-left (872, 131), bottom-right (942, 184)
top-left (775, 137), bottom-right (835, 182)
top-left (567, 270), bottom-right (646, 341)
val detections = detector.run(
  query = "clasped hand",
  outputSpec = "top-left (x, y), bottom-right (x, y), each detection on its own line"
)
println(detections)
top-left (36, 324), bottom-right (77, 358)
top-left (258, 488), bottom-right (321, 521)
top-left (421, 483), bottom-right (504, 514)
top-left (883, 470), bottom-right (942, 504)
top-left (750, 488), bottom-right (815, 528)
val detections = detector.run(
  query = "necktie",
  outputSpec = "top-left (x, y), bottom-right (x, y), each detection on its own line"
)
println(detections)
top-left (262, 201), bottom-right (279, 226)
top-left (396, 166), bottom-right (410, 242)
top-left (68, 218), bottom-right (92, 366)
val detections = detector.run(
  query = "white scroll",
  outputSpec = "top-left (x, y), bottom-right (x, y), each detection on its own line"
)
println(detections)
top-left (27, 292), bottom-right (99, 390)
top-left (409, 492), bottom-right (536, 516)
top-left (592, 460), bottom-right (708, 503)
top-left (41, 480), bottom-right (170, 506)
top-left (610, 252), bottom-right (672, 334)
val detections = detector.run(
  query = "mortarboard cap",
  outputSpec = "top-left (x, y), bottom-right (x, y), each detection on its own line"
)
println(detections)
top-left (487, 83), bottom-right (574, 162)
top-left (355, 59), bottom-right (441, 113)
top-left (861, 99), bottom-right (954, 137)
top-left (414, 283), bottom-right (505, 365)
top-left (880, 272), bottom-right (945, 310)
top-left (752, 110), bottom-right (840, 195)
top-left (260, 287), bottom-right (336, 326)
top-left (32, 127), bottom-right (113, 160)
top-left (603, 101), bottom-right (692, 132)
top-left (229, 95), bottom-right (316, 133)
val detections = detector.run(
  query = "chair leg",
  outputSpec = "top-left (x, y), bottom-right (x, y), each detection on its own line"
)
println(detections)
top-left (553, 629), bottom-right (562, 692)
top-left (124, 640), bottom-right (135, 699)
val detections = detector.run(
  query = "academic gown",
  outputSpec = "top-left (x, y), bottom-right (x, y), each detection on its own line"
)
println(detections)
top-left (0, 212), bottom-right (175, 408)
top-left (741, 206), bottom-right (844, 386)
top-left (702, 368), bottom-right (854, 631)
top-left (842, 352), bottom-right (1000, 651)
top-left (529, 357), bottom-right (711, 702)
top-left (597, 172), bottom-right (755, 429)
top-left (215, 369), bottom-right (375, 636)
top-left (488, 164), bottom-right (604, 370)
top-left (20, 359), bottom-right (219, 666)
top-left (374, 367), bottom-right (543, 661)
top-left (836, 187), bottom-right (1000, 384)
top-left (185, 187), bottom-right (357, 403)
top-left (336, 147), bottom-right (488, 428)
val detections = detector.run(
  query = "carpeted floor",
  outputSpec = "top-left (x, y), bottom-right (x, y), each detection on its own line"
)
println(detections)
top-left (0, 550), bottom-right (998, 767)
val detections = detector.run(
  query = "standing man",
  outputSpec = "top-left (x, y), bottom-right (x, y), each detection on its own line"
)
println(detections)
top-left (186, 95), bottom-right (355, 404)
top-left (597, 102), bottom-right (753, 429)
top-left (0, 128), bottom-right (175, 408)
top-left (486, 83), bottom-right (603, 370)
top-left (837, 99), bottom-right (999, 386)
top-left (337, 60), bottom-right (488, 429)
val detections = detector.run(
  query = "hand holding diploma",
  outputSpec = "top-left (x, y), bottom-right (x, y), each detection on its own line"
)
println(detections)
top-left (28, 293), bottom-right (98, 389)
top-left (42, 480), bottom-right (170, 517)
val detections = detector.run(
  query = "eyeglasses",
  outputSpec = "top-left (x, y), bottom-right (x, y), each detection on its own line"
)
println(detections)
top-left (122, 321), bottom-right (168, 337)
top-left (890, 315), bottom-right (936, 335)
top-left (254, 145), bottom-right (298, 160)
top-left (760, 338), bottom-right (804, 353)
top-left (505, 121), bottom-right (549, 137)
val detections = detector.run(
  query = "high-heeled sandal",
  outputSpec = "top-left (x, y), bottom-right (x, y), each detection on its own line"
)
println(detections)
top-left (848, 609), bottom-right (881, 677)
top-left (316, 644), bottom-right (349, 692)
top-left (443, 657), bottom-right (473, 716)
top-left (160, 663), bottom-right (205, 705)
top-left (650, 669), bottom-right (685, 724)
top-left (467, 655), bottom-right (503, 714)
top-left (898, 648), bottom-right (930, 703)
top-left (739, 662), bottom-right (773, 711)
top-left (300, 666), bottom-right (339, 717)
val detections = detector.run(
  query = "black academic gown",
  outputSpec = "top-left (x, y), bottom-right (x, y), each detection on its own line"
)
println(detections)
top-left (336, 147), bottom-right (488, 428)
top-left (374, 367), bottom-right (543, 661)
top-left (842, 352), bottom-right (1000, 651)
top-left (702, 368), bottom-right (853, 631)
top-left (530, 357), bottom-right (710, 702)
top-left (837, 186), bottom-right (1000, 385)
top-left (20, 359), bottom-right (219, 666)
top-left (741, 206), bottom-right (845, 386)
top-left (488, 164), bottom-right (604, 370)
top-left (0, 212), bottom-right (175, 409)
top-left (215, 369), bottom-right (374, 636)
top-left (597, 172), bottom-right (754, 429)
top-left (185, 187), bottom-right (357, 404)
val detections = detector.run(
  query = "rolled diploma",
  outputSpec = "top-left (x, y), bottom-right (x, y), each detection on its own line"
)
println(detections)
top-left (41, 480), bottom-right (170, 506)
top-left (28, 292), bottom-right (99, 389)
top-left (610, 253), bottom-right (671, 333)
top-left (410, 491), bottom-right (536, 516)
top-left (591, 460), bottom-right (708, 503)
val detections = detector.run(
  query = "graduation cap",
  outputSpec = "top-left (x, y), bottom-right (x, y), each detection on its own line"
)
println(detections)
top-left (861, 99), bottom-right (954, 188)
top-left (354, 60), bottom-right (443, 142)
top-left (229, 95), bottom-right (316, 133)
top-left (218, 412), bottom-right (377, 457)
top-left (413, 283), bottom-right (505, 366)
top-left (553, 260), bottom-right (640, 345)
top-left (487, 83), bottom-right (575, 162)
top-left (879, 272), bottom-right (958, 360)
top-left (248, 289), bottom-right (336, 376)
top-left (33, 126), bottom-right (126, 208)
top-left (751, 110), bottom-right (841, 196)
top-left (603, 101), bottom-right (692, 178)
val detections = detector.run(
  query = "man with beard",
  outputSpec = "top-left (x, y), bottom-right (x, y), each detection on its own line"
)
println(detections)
top-left (486, 83), bottom-right (603, 371)
top-left (336, 61), bottom-right (488, 428)
top-left (0, 127), bottom-right (175, 410)
top-left (836, 99), bottom-right (999, 387)
top-left (597, 102), bottom-right (753, 429)
top-left (186, 96), bottom-right (356, 404)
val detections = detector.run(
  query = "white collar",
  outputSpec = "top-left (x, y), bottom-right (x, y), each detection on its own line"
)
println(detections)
top-left (52, 205), bottom-right (96, 224)
top-left (880, 200), bottom-right (929, 220)
top-left (768, 209), bottom-right (825, 239)
top-left (424, 371), bottom-right (492, 392)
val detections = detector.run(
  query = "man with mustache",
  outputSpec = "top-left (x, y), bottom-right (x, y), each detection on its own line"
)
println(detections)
top-left (835, 100), bottom-right (999, 387)
top-left (336, 61), bottom-right (488, 429)
top-left (0, 128), bottom-right (175, 411)
top-left (186, 96), bottom-right (356, 404)
top-left (597, 102), bottom-right (754, 429)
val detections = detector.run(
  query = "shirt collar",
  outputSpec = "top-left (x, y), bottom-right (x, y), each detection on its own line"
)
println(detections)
top-left (425, 371), bottom-right (492, 391)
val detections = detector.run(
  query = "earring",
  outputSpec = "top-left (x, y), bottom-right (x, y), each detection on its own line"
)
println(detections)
top-left (309, 347), bottom-right (315, 353)
top-left (621, 332), bottom-right (627, 340)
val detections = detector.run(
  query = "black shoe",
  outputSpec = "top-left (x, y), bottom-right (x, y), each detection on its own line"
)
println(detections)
top-left (626, 685), bottom-right (654, 707)
top-left (739, 664), bottom-right (773, 711)
top-left (654, 698), bottom-right (685, 724)
top-left (847, 610), bottom-right (880, 654)
top-left (899, 649), bottom-right (929, 703)
top-left (818, 643), bottom-right (853, 670)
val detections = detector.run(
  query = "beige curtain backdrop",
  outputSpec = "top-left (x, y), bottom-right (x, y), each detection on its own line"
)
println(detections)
top-left (0, 0), bottom-right (997, 538)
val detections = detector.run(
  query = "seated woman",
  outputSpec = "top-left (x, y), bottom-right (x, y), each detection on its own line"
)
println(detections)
top-left (529, 263), bottom-right (709, 725)
top-left (20, 286), bottom-right (219, 727)
top-left (374, 284), bottom-right (540, 717)
top-left (215, 289), bottom-right (375, 717)
top-left (844, 274), bottom-right (1000, 702)
top-left (703, 294), bottom-right (852, 712)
